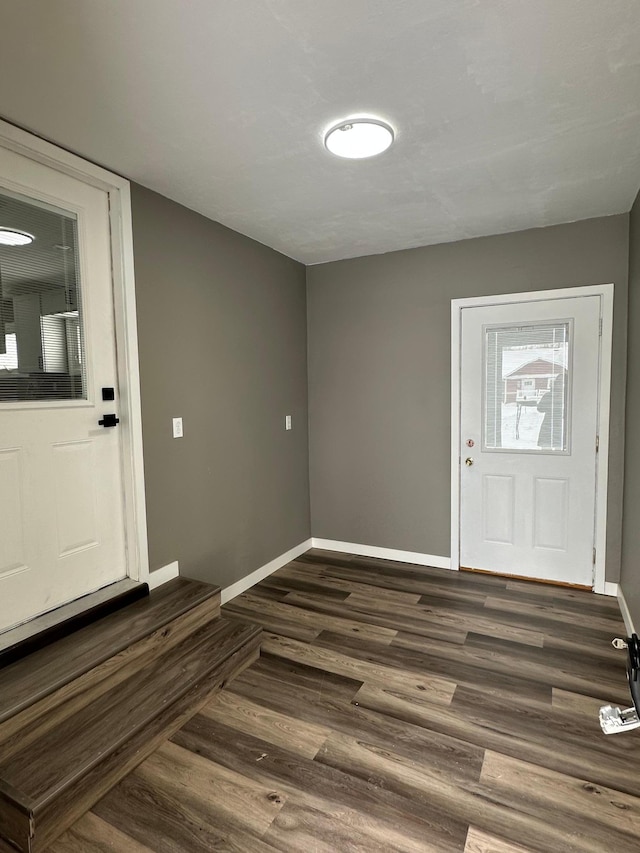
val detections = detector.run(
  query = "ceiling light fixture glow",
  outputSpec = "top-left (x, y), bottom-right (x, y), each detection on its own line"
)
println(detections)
top-left (0, 228), bottom-right (34, 246)
top-left (324, 118), bottom-right (394, 159)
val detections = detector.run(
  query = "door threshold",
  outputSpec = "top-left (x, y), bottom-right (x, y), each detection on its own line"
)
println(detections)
top-left (459, 566), bottom-right (592, 591)
top-left (0, 579), bottom-right (149, 669)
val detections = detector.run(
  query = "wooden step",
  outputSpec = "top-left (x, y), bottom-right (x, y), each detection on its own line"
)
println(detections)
top-left (0, 579), bottom-right (149, 670)
top-left (0, 578), bottom-right (219, 727)
top-left (0, 579), bottom-right (261, 853)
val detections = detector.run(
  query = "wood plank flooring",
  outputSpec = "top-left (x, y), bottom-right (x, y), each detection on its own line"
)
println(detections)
top-left (48, 549), bottom-right (640, 852)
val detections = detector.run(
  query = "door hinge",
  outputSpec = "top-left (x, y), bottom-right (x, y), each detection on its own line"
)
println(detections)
top-left (596, 434), bottom-right (599, 453)
top-left (599, 318), bottom-right (603, 337)
top-left (593, 547), bottom-right (597, 566)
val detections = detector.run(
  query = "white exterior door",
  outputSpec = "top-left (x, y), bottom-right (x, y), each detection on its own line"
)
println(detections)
top-left (0, 144), bottom-right (128, 631)
top-left (459, 295), bottom-right (601, 586)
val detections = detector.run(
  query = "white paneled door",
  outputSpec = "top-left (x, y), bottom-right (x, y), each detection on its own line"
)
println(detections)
top-left (459, 295), bottom-right (601, 586)
top-left (0, 144), bottom-right (127, 631)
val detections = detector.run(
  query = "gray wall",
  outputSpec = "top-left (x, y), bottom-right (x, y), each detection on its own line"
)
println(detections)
top-left (131, 184), bottom-right (310, 590)
top-left (621, 190), bottom-right (640, 621)
top-left (307, 215), bottom-right (629, 582)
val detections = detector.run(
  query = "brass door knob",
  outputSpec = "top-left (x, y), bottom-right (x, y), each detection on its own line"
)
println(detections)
top-left (465, 457), bottom-right (474, 466)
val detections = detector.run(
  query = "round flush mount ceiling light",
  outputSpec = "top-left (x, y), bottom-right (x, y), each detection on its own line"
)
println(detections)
top-left (324, 117), bottom-right (395, 159)
top-left (0, 228), bottom-right (34, 246)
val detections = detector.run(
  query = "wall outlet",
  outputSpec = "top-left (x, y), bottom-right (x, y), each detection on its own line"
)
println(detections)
top-left (172, 417), bottom-right (183, 438)
top-left (285, 415), bottom-right (292, 431)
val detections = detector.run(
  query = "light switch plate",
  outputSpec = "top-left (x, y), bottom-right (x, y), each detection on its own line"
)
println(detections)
top-left (172, 417), bottom-right (183, 438)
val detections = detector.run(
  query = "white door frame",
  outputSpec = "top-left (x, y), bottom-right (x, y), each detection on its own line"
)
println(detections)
top-left (0, 118), bottom-right (150, 587)
top-left (450, 284), bottom-right (614, 595)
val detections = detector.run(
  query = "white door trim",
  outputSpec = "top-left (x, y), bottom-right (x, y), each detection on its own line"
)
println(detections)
top-left (0, 119), bottom-right (150, 586)
top-left (450, 283), bottom-right (614, 594)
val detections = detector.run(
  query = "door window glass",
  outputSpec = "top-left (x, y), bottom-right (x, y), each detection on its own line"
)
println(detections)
top-left (483, 322), bottom-right (571, 453)
top-left (0, 188), bottom-right (86, 402)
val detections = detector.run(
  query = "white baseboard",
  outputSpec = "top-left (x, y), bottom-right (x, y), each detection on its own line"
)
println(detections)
top-left (603, 582), bottom-right (619, 598)
top-left (147, 561), bottom-right (180, 590)
top-left (618, 586), bottom-right (636, 636)
top-left (221, 539), bottom-right (313, 604)
top-left (311, 538), bottom-right (452, 570)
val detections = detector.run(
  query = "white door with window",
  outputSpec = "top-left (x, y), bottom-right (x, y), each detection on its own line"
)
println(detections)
top-left (0, 143), bottom-right (128, 632)
top-left (459, 295), bottom-right (601, 586)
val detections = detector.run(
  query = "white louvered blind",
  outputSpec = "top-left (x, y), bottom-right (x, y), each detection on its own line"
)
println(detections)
top-left (483, 321), bottom-right (571, 453)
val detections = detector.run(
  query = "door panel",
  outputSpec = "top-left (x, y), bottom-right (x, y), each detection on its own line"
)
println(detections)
top-left (483, 475), bottom-right (515, 544)
top-left (0, 146), bottom-right (127, 631)
top-left (459, 295), bottom-right (600, 585)
top-left (52, 440), bottom-right (99, 556)
top-left (0, 448), bottom-right (26, 576)
top-left (533, 477), bottom-right (568, 551)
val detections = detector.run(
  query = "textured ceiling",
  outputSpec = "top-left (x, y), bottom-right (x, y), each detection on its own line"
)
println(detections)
top-left (0, 0), bottom-right (639, 264)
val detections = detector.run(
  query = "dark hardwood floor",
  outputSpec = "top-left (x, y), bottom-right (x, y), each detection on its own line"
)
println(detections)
top-left (47, 549), bottom-right (640, 852)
